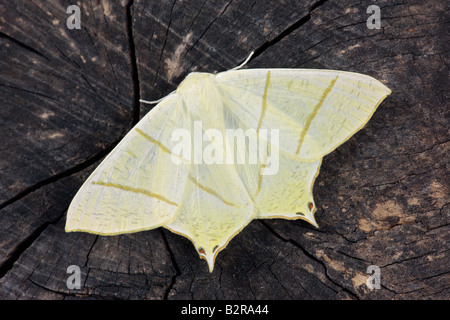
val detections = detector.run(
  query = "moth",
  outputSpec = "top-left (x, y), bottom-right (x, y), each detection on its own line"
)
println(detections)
top-left (66, 53), bottom-right (391, 272)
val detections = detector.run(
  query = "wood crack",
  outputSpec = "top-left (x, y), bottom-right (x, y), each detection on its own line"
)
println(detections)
top-left (160, 229), bottom-right (181, 300)
top-left (154, 0), bottom-right (178, 85)
top-left (0, 138), bottom-right (118, 212)
top-left (126, 0), bottom-right (141, 125)
top-left (259, 220), bottom-right (359, 299)
top-left (0, 211), bottom-right (65, 280)
top-left (250, 0), bottom-right (329, 61)
top-left (0, 31), bottom-right (49, 61)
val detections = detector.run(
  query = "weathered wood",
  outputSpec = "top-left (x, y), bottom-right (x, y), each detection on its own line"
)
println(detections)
top-left (0, 0), bottom-right (448, 300)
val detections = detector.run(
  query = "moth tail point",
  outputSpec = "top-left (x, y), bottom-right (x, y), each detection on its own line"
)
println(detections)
top-left (204, 254), bottom-right (216, 273)
top-left (305, 212), bottom-right (319, 229)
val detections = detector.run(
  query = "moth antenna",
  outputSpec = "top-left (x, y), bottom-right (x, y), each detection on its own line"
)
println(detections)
top-left (231, 51), bottom-right (255, 70)
top-left (139, 97), bottom-right (165, 105)
top-left (140, 92), bottom-right (175, 105)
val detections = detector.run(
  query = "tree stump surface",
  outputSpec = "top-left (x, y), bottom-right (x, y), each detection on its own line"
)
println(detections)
top-left (0, 0), bottom-right (448, 300)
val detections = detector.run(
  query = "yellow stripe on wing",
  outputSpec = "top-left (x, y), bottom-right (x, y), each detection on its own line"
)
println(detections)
top-left (92, 181), bottom-right (179, 206)
top-left (189, 175), bottom-right (237, 207)
top-left (135, 127), bottom-right (190, 163)
top-left (256, 71), bottom-right (271, 136)
top-left (296, 77), bottom-right (338, 155)
top-left (135, 128), bottom-right (172, 153)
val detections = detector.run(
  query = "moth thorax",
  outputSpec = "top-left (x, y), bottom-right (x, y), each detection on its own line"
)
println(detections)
top-left (176, 72), bottom-right (222, 122)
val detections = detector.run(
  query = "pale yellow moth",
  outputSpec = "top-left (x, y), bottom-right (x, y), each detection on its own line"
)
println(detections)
top-left (66, 52), bottom-right (391, 272)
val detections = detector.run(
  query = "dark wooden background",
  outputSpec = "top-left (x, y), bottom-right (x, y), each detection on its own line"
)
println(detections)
top-left (0, 0), bottom-right (448, 300)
